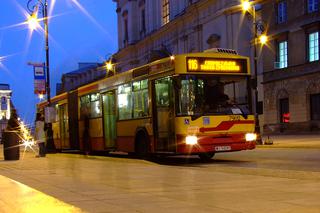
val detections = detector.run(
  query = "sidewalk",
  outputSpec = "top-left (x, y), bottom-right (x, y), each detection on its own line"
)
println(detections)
top-left (0, 135), bottom-right (319, 212)
top-left (259, 134), bottom-right (320, 149)
top-left (0, 175), bottom-right (83, 213)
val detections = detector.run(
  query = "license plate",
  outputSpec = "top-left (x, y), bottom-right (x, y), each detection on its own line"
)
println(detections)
top-left (215, 146), bottom-right (231, 151)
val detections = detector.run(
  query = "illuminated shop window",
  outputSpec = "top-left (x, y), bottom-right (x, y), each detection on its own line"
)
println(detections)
top-left (279, 98), bottom-right (289, 123)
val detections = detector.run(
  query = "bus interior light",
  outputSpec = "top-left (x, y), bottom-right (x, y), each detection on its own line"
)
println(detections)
top-left (245, 133), bottom-right (257, 142)
top-left (186, 135), bottom-right (198, 145)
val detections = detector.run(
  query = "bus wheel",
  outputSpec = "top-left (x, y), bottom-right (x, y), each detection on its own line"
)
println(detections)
top-left (198, 152), bottom-right (215, 161)
top-left (135, 133), bottom-right (149, 159)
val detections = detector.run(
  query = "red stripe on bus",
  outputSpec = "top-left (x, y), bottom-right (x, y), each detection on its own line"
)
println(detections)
top-left (199, 120), bottom-right (254, 133)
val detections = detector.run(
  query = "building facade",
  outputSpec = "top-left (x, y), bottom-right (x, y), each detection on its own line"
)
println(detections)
top-left (112, 0), bottom-right (256, 71)
top-left (112, 0), bottom-right (265, 131)
top-left (0, 84), bottom-right (12, 139)
top-left (57, 63), bottom-right (105, 94)
top-left (262, 0), bottom-right (320, 133)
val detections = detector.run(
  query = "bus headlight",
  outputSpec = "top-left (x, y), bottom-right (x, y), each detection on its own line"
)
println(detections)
top-left (186, 136), bottom-right (198, 145)
top-left (245, 133), bottom-right (257, 142)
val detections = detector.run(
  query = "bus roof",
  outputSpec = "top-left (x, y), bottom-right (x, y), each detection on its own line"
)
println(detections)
top-left (38, 51), bottom-right (250, 107)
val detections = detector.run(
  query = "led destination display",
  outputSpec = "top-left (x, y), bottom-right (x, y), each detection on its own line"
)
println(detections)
top-left (187, 57), bottom-right (247, 73)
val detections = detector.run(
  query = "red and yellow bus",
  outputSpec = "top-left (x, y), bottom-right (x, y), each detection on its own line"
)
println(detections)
top-left (38, 50), bottom-right (256, 160)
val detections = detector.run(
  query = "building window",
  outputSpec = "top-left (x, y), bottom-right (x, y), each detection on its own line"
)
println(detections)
top-left (309, 32), bottom-right (319, 62)
top-left (279, 98), bottom-right (289, 123)
top-left (277, 1), bottom-right (287, 24)
top-left (162, 0), bottom-right (170, 25)
top-left (308, 0), bottom-right (319, 13)
top-left (124, 19), bottom-right (128, 45)
top-left (257, 101), bottom-right (263, 115)
top-left (141, 9), bottom-right (146, 33)
top-left (311, 93), bottom-right (320, 120)
top-left (278, 41), bottom-right (288, 68)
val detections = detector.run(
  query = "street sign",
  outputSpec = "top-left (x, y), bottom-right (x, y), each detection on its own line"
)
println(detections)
top-left (32, 63), bottom-right (46, 94)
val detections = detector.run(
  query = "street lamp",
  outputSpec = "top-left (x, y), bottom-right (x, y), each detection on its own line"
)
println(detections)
top-left (242, 0), bottom-right (268, 144)
top-left (27, 0), bottom-right (56, 152)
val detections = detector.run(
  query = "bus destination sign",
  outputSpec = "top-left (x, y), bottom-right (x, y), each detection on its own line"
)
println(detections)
top-left (187, 57), bottom-right (247, 73)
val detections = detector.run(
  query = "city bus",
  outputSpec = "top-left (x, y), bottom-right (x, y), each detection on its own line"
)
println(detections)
top-left (38, 49), bottom-right (256, 160)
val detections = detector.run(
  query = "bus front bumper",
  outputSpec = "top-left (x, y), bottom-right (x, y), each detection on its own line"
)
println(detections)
top-left (176, 134), bottom-right (256, 154)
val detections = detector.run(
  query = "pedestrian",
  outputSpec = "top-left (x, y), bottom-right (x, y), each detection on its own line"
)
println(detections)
top-left (83, 107), bottom-right (91, 155)
top-left (35, 112), bottom-right (46, 157)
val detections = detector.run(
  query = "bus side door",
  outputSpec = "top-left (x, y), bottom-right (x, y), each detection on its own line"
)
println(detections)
top-left (153, 77), bottom-right (175, 152)
top-left (102, 91), bottom-right (117, 149)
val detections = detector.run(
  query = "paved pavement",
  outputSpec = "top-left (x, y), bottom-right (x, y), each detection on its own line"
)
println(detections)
top-left (260, 134), bottom-right (320, 148)
top-left (0, 134), bottom-right (319, 212)
top-left (0, 175), bottom-right (83, 213)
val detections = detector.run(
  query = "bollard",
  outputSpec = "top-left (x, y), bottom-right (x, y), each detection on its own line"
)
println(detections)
top-left (3, 131), bottom-right (20, 160)
top-left (264, 136), bottom-right (273, 145)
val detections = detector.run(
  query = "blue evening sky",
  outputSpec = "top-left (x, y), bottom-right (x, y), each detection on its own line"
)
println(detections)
top-left (0, 0), bottom-right (117, 125)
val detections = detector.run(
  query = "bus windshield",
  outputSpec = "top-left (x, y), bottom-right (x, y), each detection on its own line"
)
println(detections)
top-left (176, 75), bottom-right (251, 118)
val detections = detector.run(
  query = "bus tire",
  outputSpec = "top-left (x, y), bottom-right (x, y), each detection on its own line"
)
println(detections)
top-left (135, 131), bottom-right (149, 159)
top-left (198, 152), bottom-right (215, 161)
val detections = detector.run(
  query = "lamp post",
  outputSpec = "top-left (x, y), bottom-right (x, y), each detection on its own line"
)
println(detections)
top-left (242, 1), bottom-right (267, 144)
top-left (27, 0), bottom-right (56, 152)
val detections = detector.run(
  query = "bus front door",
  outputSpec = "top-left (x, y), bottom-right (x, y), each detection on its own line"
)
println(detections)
top-left (153, 77), bottom-right (175, 152)
top-left (102, 91), bottom-right (116, 149)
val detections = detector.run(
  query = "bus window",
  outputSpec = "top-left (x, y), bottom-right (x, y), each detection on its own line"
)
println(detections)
top-left (175, 77), bottom-right (204, 116)
top-left (176, 75), bottom-right (250, 116)
top-left (80, 95), bottom-right (90, 119)
top-left (133, 79), bottom-right (149, 118)
top-left (155, 78), bottom-right (171, 107)
top-left (80, 93), bottom-right (102, 118)
top-left (118, 83), bottom-right (132, 120)
top-left (90, 93), bottom-right (101, 118)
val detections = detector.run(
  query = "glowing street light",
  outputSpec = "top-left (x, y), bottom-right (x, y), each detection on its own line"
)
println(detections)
top-left (105, 61), bottom-right (113, 71)
top-left (241, 0), bottom-right (251, 12)
top-left (241, 0), bottom-right (268, 144)
top-left (27, 0), bottom-right (56, 152)
top-left (259, 34), bottom-right (268, 45)
top-left (27, 12), bottom-right (39, 30)
top-left (38, 93), bottom-right (44, 100)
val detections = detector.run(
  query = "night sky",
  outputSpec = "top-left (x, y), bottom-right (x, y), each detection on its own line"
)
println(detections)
top-left (0, 0), bottom-right (117, 126)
